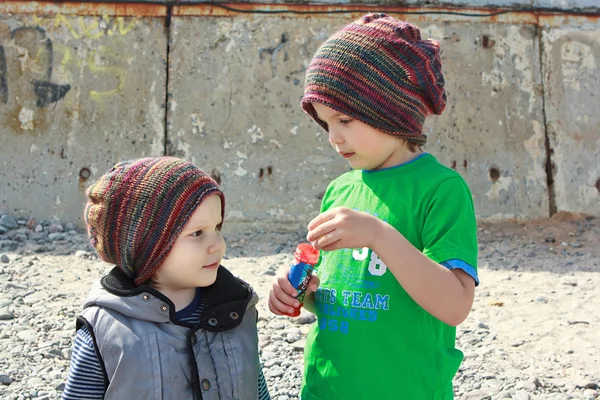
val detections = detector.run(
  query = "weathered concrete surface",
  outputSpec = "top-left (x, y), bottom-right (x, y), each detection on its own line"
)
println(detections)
top-left (188, 0), bottom-right (600, 11)
top-left (168, 16), bottom-right (549, 229)
top-left (168, 16), bottom-right (347, 231)
top-left (422, 22), bottom-right (549, 220)
top-left (0, 3), bottom-right (599, 230)
top-left (542, 26), bottom-right (600, 215)
top-left (0, 14), bottom-right (166, 224)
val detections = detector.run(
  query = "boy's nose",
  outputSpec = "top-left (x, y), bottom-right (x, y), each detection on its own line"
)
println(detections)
top-left (328, 129), bottom-right (344, 145)
top-left (208, 233), bottom-right (225, 255)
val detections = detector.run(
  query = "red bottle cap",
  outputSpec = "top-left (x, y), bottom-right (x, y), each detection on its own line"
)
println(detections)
top-left (294, 243), bottom-right (319, 265)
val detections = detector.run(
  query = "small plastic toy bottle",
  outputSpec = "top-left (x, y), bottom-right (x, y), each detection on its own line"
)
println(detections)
top-left (285, 243), bottom-right (320, 317)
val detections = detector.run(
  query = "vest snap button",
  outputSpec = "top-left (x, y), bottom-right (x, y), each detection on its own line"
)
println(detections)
top-left (142, 295), bottom-right (150, 302)
top-left (208, 318), bottom-right (218, 326)
top-left (201, 379), bottom-right (210, 391)
top-left (230, 312), bottom-right (239, 320)
top-left (161, 305), bottom-right (168, 312)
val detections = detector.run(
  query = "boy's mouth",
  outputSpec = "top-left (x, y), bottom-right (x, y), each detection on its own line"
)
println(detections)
top-left (340, 152), bottom-right (355, 159)
top-left (203, 262), bottom-right (220, 269)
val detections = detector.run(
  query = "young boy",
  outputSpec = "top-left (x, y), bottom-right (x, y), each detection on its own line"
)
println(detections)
top-left (269, 14), bottom-right (479, 399)
top-left (62, 157), bottom-right (270, 400)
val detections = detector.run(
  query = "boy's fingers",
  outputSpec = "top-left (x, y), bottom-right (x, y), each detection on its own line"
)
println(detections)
top-left (277, 275), bottom-right (298, 297)
top-left (321, 241), bottom-right (342, 252)
top-left (273, 279), bottom-right (300, 307)
top-left (313, 230), bottom-right (340, 250)
top-left (268, 297), bottom-right (283, 315)
top-left (268, 290), bottom-right (297, 315)
top-left (308, 275), bottom-right (320, 292)
top-left (307, 210), bottom-right (335, 231)
top-left (307, 220), bottom-right (336, 243)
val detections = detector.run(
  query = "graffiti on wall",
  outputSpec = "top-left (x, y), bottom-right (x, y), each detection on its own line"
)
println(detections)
top-left (33, 14), bottom-right (138, 103)
top-left (0, 15), bottom-right (140, 132)
top-left (0, 26), bottom-right (71, 108)
top-left (32, 14), bottom-right (137, 40)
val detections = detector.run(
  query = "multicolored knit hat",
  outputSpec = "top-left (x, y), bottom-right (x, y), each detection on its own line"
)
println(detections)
top-left (302, 13), bottom-right (446, 145)
top-left (84, 157), bottom-right (224, 286)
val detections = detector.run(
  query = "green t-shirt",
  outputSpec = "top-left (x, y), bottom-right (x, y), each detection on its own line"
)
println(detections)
top-left (302, 154), bottom-right (478, 400)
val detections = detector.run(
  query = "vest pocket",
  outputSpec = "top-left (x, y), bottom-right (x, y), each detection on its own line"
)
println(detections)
top-left (146, 332), bottom-right (163, 399)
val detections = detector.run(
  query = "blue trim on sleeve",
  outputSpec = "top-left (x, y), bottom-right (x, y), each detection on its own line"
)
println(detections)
top-left (441, 259), bottom-right (479, 286)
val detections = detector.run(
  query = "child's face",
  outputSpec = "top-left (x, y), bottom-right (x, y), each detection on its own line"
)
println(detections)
top-left (312, 102), bottom-right (410, 171)
top-left (153, 194), bottom-right (225, 291)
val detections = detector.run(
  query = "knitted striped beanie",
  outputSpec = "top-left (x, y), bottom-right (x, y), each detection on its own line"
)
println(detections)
top-left (84, 157), bottom-right (224, 286)
top-left (302, 13), bottom-right (446, 145)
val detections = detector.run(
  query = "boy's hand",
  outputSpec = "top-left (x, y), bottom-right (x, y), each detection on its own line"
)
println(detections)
top-left (268, 268), bottom-right (320, 316)
top-left (307, 207), bottom-right (382, 251)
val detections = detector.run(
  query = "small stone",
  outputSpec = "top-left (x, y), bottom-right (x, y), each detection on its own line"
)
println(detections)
top-left (291, 339), bottom-right (306, 351)
top-left (462, 390), bottom-right (492, 400)
top-left (28, 377), bottom-right (43, 386)
top-left (0, 215), bottom-right (18, 229)
top-left (561, 241), bottom-right (568, 247)
top-left (570, 241), bottom-right (582, 248)
top-left (511, 340), bottom-right (525, 347)
top-left (75, 250), bottom-right (90, 259)
top-left (527, 377), bottom-right (542, 389)
top-left (65, 223), bottom-right (76, 232)
top-left (477, 322), bottom-right (489, 330)
top-left (266, 367), bottom-right (284, 378)
top-left (514, 390), bottom-right (531, 400)
top-left (0, 307), bottom-right (14, 320)
top-left (267, 319), bottom-right (286, 330)
top-left (285, 329), bottom-right (302, 343)
top-left (48, 349), bottom-right (62, 358)
top-left (264, 358), bottom-right (281, 368)
top-left (26, 218), bottom-right (37, 230)
top-left (62, 348), bottom-right (72, 360)
top-left (1, 254), bottom-right (9, 263)
top-left (17, 330), bottom-right (37, 343)
top-left (0, 374), bottom-right (13, 385)
top-left (295, 310), bottom-right (316, 325)
top-left (23, 294), bottom-right (43, 305)
top-left (582, 389), bottom-right (597, 399)
top-left (526, 251), bottom-right (537, 258)
top-left (48, 233), bottom-right (63, 241)
top-left (535, 296), bottom-right (549, 303)
top-left (49, 224), bottom-right (64, 233)
top-left (35, 224), bottom-right (43, 233)
top-left (544, 237), bottom-right (556, 243)
top-left (496, 391), bottom-right (512, 398)
top-left (277, 396), bottom-right (290, 400)
top-left (584, 383), bottom-right (599, 390)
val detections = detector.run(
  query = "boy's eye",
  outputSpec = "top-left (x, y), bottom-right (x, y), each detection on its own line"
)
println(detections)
top-left (340, 118), bottom-right (353, 125)
top-left (191, 230), bottom-right (204, 237)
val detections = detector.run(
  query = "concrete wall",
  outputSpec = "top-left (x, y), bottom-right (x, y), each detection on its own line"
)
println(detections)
top-left (0, 2), bottom-right (599, 232)
top-left (181, 0), bottom-right (599, 10)
top-left (0, 9), bottom-right (166, 223)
